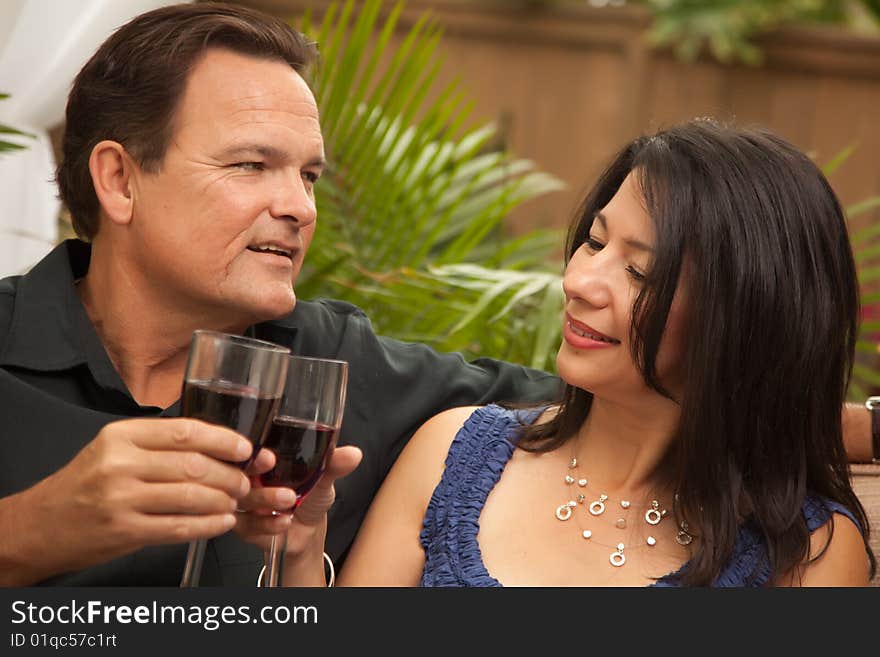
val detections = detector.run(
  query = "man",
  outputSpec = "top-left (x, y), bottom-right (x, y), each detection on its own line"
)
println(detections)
top-left (0, 3), bottom-right (873, 587)
top-left (0, 3), bottom-right (557, 587)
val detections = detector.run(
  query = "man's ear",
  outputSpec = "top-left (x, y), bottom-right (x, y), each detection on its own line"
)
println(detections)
top-left (88, 140), bottom-right (136, 226)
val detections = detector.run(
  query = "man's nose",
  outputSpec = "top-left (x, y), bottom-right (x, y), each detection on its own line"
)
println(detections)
top-left (270, 171), bottom-right (317, 227)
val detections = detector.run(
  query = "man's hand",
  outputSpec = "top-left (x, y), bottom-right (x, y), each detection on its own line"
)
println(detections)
top-left (0, 417), bottom-right (253, 585)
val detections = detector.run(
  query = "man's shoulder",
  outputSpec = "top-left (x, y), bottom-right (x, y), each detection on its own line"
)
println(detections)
top-left (272, 298), bottom-right (370, 329)
top-left (0, 274), bottom-right (22, 342)
top-left (256, 298), bottom-right (375, 355)
top-left (0, 273), bottom-right (21, 299)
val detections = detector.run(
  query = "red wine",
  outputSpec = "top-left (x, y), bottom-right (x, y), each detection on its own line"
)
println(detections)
top-left (260, 417), bottom-right (339, 500)
top-left (181, 379), bottom-right (280, 468)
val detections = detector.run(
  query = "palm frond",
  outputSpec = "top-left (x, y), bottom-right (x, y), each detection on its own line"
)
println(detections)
top-left (0, 93), bottom-right (36, 154)
top-left (814, 143), bottom-right (880, 397)
top-left (292, 0), bottom-right (566, 370)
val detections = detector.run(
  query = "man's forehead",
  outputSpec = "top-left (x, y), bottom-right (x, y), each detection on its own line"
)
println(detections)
top-left (170, 48), bottom-right (323, 154)
top-left (182, 48), bottom-right (317, 114)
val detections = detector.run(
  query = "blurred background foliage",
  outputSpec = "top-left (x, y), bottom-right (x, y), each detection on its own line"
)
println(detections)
top-left (39, 0), bottom-right (880, 395)
top-left (294, 0), bottom-right (567, 371)
top-left (0, 93), bottom-right (35, 154)
top-left (640, 0), bottom-right (880, 64)
top-left (542, 0), bottom-right (880, 64)
top-left (288, 0), bottom-right (880, 398)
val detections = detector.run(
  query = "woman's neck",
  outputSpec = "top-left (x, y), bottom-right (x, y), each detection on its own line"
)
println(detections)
top-left (570, 392), bottom-right (680, 504)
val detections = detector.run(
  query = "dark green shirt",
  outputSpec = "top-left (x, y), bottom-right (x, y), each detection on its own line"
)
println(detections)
top-left (0, 240), bottom-right (560, 585)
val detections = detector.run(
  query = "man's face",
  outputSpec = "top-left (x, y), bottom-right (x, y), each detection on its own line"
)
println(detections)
top-left (127, 48), bottom-right (324, 328)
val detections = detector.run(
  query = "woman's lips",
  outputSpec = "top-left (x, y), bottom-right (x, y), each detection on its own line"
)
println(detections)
top-left (564, 315), bottom-right (621, 349)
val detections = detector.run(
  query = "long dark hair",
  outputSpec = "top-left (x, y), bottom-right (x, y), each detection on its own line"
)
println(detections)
top-left (518, 119), bottom-right (875, 585)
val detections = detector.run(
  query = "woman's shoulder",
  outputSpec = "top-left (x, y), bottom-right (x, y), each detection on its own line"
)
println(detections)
top-left (783, 496), bottom-right (871, 586)
top-left (416, 403), bottom-right (544, 439)
top-left (392, 407), bottom-right (481, 477)
top-left (401, 404), bottom-right (543, 476)
top-left (406, 404), bottom-right (522, 457)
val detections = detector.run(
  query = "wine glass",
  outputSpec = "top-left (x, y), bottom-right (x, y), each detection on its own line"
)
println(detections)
top-left (259, 354), bottom-right (348, 587)
top-left (178, 330), bottom-right (290, 587)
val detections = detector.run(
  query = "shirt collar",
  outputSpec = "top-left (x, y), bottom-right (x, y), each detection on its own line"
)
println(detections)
top-left (0, 239), bottom-right (96, 371)
top-left (1, 237), bottom-right (303, 385)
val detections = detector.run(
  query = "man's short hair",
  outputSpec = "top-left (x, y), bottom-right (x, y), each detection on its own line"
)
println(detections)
top-left (56, 1), bottom-right (317, 240)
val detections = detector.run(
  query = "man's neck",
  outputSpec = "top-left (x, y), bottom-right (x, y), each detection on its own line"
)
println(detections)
top-left (76, 240), bottom-right (247, 408)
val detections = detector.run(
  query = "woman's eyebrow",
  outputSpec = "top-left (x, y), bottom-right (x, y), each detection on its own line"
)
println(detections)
top-left (594, 212), bottom-right (654, 253)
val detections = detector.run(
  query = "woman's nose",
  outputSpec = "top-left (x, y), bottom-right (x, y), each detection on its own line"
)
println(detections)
top-left (563, 254), bottom-right (612, 308)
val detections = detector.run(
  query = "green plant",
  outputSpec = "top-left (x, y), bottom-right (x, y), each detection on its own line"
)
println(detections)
top-left (637, 0), bottom-right (880, 65)
top-left (294, 0), bottom-right (566, 370)
top-left (822, 146), bottom-right (880, 399)
top-left (0, 93), bottom-right (35, 154)
top-left (289, 0), bottom-right (880, 387)
top-left (484, 1), bottom-right (880, 65)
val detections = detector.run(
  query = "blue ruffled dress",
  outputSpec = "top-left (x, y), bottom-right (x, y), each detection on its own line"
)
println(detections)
top-left (419, 404), bottom-right (856, 587)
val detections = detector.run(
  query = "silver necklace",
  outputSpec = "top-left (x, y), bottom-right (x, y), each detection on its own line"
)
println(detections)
top-left (555, 456), bottom-right (694, 567)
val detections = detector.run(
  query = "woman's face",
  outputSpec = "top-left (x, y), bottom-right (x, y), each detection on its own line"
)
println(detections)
top-left (557, 171), bottom-right (687, 400)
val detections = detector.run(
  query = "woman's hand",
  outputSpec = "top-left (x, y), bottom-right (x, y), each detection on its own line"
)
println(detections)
top-left (234, 446), bottom-right (362, 553)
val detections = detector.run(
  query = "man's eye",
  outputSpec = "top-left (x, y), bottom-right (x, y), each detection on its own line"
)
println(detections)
top-left (233, 162), bottom-right (264, 171)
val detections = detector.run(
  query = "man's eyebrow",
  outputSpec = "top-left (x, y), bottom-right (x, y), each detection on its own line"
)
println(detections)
top-left (217, 144), bottom-right (326, 168)
top-left (594, 212), bottom-right (654, 253)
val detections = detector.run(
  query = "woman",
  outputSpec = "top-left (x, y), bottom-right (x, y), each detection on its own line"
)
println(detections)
top-left (333, 120), bottom-right (874, 586)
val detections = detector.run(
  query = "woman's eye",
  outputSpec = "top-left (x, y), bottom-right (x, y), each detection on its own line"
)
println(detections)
top-left (303, 171), bottom-right (320, 184)
top-left (585, 236), bottom-right (604, 251)
top-left (626, 266), bottom-right (647, 282)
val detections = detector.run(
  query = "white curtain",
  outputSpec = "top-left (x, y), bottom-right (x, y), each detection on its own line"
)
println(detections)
top-left (0, 0), bottom-right (186, 278)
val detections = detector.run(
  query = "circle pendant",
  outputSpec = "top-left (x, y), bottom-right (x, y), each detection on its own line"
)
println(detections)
top-left (645, 508), bottom-right (662, 525)
top-left (675, 530), bottom-right (693, 545)
top-left (609, 543), bottom-right (626, 567)
top-left (589, 495), bottom-right (607, 516)
top-left (556, 503), bottom-right (573, 521)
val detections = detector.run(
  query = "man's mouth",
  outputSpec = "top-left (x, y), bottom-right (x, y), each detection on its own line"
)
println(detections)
top-left (567, 321), bottom-right (620, 344)
top-left (247, 243), bottom-right (294, 259)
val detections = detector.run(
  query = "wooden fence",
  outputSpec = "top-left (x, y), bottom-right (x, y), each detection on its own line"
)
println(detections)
top-left (237, 0), bottom-right (880, 236)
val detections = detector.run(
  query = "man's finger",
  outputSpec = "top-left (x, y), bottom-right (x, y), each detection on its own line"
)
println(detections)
top-left (138, 512), bottom-right (237, 545)
top-left (136, 449), bottom-right (250, 499)
top-left (117, 418), bottom-right (254, 463)
top-left (131, 482), bottom-right (239, 515)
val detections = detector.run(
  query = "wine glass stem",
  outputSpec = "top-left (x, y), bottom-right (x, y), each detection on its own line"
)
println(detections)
top-left (265, 531), bottom-right (289, 587)
top-left (180, 538), bottom-right (208, 587)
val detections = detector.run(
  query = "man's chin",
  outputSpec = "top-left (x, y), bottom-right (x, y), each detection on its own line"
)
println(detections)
top-left (256, 292), bottom-right (297, 321)
top-left (228, 289), bottom-right (296, 327)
